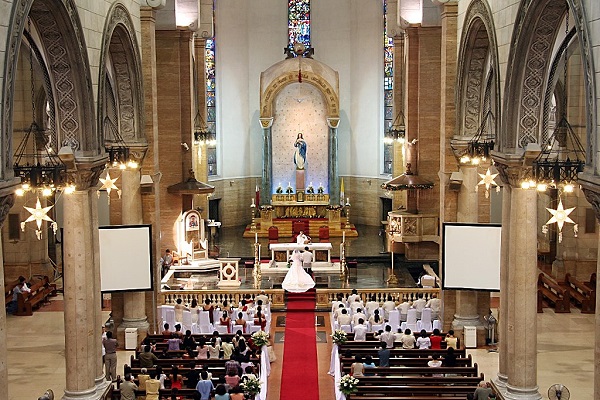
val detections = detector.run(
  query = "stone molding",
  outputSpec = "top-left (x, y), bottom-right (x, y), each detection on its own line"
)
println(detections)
top-left (68, 157), bottom-right (109, 191)
top-left (98, 2), bottom-right (146, 145)
top-left (0, 194), bottom-right (16, 228)
top-left (455, 0), bottom-right (500, 141)
top-left (493, 157), bottom-right (531, 189)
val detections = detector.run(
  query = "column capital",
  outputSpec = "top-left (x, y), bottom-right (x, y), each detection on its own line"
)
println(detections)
top-left (140, 7), bottom-right (156, 23)
top-left (0, 193), bottom-right (15, 228)
top-left (327, 117), bottom-right (340, 129)
top-left (259, 117), bottom-right (273, 129)
top-left (141, 0), bottom-right (166, 10)
top-left (494, 162), bottom-right (531, 189)
top-left (68, 156), bottom-right (109, 191)
top-left (129, 143), bottom-right (149, 167)
top-left (577, 171), bottom-right (600, 222)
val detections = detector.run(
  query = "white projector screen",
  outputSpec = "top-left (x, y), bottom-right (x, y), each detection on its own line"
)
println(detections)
top-left (99, 225), bottom-right (153, 292)
top-left (443, 223), bottom-right (501, 291)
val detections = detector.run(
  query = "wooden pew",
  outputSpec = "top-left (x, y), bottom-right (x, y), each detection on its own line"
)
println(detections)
top-left (338, 346), bottom-right (466, 358)
top-left (15, 276), bottom-right (55, 316)
top-left (129, 355), bottom-right (259, 369)
top-left (351, 374), bottom-right (484, 386)
top-left (341, 354), bottom-right (473, 368)
top-left (538, 272), bottom-right (570, 313)
top-left (339, 365), bottom-right (479, 377)
top-left (564, 273), bottom-right (595, 313)
top-left (348, 384), bottom-right (478, 397)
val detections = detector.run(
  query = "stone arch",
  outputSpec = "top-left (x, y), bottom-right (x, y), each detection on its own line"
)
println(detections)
top-left (455, 0), bottom-right (500, 141)
top-left (1, 0), bottom-right (96, 180)
top-left (501, 0), bottom-right (596, 158)
top-left (98, 2), bottom-right (145, 147)
top-left (260, 58), bottom-right (339, 118)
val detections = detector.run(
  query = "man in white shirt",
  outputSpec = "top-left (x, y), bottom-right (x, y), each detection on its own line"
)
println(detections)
top-left (350, 298), bottom-right (364, 314)
top-left (412, 295), bottom-right (427, 318)
top-left (382, 296), bottom-right (396, 320)
top-left (333, 303), bottom-right (346, 320)
top-left (365, 296), bottom-right (380, 317)
top-left (347, 289), bottom-right (359, 305)
top-left (352, 308), bottom-right (367, 326)
top-left (255, 290), bottom-right (269, 305)
top-left (397, 299), bottom-right (412, 321)
top-left (375, 325), bottom-right (395, 349)
top-left (337, 309), bottom-right (351, 326)
top-left (353, 318), bottom-right (368, 341)
top-left (425, 294), bottom-right (441, 319)
top-left (302, 247), bottom-right (313, 271)
top-left (331, 295), bottom-right (345, 314)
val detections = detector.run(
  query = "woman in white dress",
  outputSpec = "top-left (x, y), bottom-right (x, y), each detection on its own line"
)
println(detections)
top-left (282, 249), bottom-right (315, 293)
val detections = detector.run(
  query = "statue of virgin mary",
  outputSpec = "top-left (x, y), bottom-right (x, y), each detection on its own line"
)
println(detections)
top-left (294, 132), bottom-right (307, 170)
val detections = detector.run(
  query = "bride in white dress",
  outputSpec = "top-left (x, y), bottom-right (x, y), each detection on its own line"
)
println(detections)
top-left (281, 249), bottom-right (315, 293)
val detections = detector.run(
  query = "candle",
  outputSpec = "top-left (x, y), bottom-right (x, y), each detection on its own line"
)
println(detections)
top-left (255, 232), bottom-right (258, 243)
top-left (252, 198), bottom-right (255, 206)
top-left (343, 231), bottom-right (345, 242)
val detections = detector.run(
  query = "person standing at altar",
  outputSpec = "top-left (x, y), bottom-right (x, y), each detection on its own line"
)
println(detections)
top-left (294, 132), bottom-right (307, 170)
top-left (302, 246), bottom-right (313, 272)
top-left (296, 230), bottom-right (310, 245)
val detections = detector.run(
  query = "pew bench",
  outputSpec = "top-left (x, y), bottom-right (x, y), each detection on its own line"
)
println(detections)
top-left (15, 276), bottom-right (55, 316)
top-left (338, 365), bottom-right (479, 377)
top-left (341, 355), bottom-right (473, 368)
top-left (538, 272), bottom-right (570, 313)
top-left (348, 384), bottom-right (478, 397)
top-left (564, 273), bottom-right (595, 313)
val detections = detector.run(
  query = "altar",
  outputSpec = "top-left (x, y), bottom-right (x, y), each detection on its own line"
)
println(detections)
top-left (270, 242), bottom-right (333, 264)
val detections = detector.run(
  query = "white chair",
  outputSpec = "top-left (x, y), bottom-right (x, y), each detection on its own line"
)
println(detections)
top-left (418, 308), bottom-right (433, 332)
top-left (232, 324), bottom-right (245, 334)
top-left (213, 308), bottom-right (221, 324)
top-left (199, 311), bottom-right (212, 327)
top-left (370, 323), bottom-right (384, 333)
top-left (199, 324), bottom-right (212, 334)
top-left (248, 323), bottom-right (262, 333)
top-left (215, 324), bottom-right (229, 334)
top-left (181, 310), bottom-right (193, 332)
top-left (388, 310), bottom-right (400, 333)
top-left (405, 308), bottom-right (418, 332)
top-left (340, 324), bottom-right (352, 333)
top-left (165, 308), bottom-right (176, 330)
top-left (433, 319), bottom-right (442, 331)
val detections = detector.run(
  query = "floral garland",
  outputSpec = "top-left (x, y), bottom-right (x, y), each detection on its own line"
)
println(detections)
top-left (331, 329), bottom-right (348, 345)
top-left (339, 374), bottom-right (359, 395)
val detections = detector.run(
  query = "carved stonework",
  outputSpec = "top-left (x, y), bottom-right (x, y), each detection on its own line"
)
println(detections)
top-left (582, 188), bottom-right (600, 222)
top-left (98, 3), bottom-right (145, 144)
top-left (261, 70), bottom-right (339, 118)
top-left (455, 0), bottom-right (500, 141)
top-left (68, 162), bottom-right (108, 191)
top-left (0, 194), bottom-right (16, 228)
top-left (494, 161), bottom-right (531, 189)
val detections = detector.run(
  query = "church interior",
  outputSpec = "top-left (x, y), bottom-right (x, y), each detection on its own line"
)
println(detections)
top-left (1, 0), bottom-right (600, 399)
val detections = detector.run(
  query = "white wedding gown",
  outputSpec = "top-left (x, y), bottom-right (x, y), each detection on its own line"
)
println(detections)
top-left (281, 250), bottom-right (315, 293)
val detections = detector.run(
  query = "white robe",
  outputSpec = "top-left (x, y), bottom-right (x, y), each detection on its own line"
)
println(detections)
top-left (281, 250), bottom-right (315, 293)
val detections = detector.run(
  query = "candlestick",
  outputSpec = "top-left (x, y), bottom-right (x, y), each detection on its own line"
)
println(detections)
top-left (252, 198), bottom-right (255, 206)
top-left (343, 231), bottom-right (345, 242)
top-left (255, 232), bottom-right (258, 243)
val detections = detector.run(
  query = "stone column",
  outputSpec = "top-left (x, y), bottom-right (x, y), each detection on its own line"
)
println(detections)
top-left (119, 168), bottom-right (149, 336)
top-left (496, 183), bottom-right (512, 388)
top-left (392, 34), bottom-right (406, 210)
top-left (327, 117), bottom-right (340, 204)
top-left (504, 185), bottom-right (541, 399)
top-left (141, 6), bottom-right (162, 333)
top-left (0, 192), bottom-right (16, 400)
top-left (452, 165), bottom-right (482, 334)
top-left (259, 117), bottom-right (273, 205)
top-left (63, 168), bottom-right (107, 400)
top-left (193, 37), bottom-right (209, 214)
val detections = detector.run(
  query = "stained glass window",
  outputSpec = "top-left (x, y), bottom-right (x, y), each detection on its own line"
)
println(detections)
top-left (288, 0), bottom-right (310, 49)
top-left (206, 31), bottom-right (217, 175)
top-left (383, 0), bottom-right (394, 175)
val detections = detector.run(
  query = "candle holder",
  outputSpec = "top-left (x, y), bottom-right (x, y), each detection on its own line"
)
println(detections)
top-left (250, 200), bottom-right (257, 232)
top-left (253, 242), bottom-right (262, 288)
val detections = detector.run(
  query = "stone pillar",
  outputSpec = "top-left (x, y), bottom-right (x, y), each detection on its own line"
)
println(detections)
top-left (392, 34), bottom-right (406, 210)
top-left (452, 166), bottom-right (481, 335)
top-left (119, 169), bottom-right (149, 336)
top-left (141, 6), bottom-right (162, 333)
top-left (496, 183), bottom-right (512, 388)
top-left (193, 37), bottom-right (209, 215)
top-left (0, 192), bottom-right (16, 400)
top-left (63, 178), bottom-right (107, 399)
top-left (505, 186), bottom-right (541, 400)
top-left (327, 117), bottom-right (340, 204)
top-left (259, 117), bottom-right (273, 205)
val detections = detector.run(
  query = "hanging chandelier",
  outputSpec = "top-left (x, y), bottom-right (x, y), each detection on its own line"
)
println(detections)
top-left (384, 110), bottom-right (406, 144)
top-left (457, 110), bottom-right (495, 165)
top-left (192, 109), bottom-right (216, 146)
top-left (13, 21), bottom-right (69, 197)
top-left (104, 116), bottom-right (137, 169)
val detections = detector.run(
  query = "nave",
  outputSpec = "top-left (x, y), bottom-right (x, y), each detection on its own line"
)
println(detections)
top-left (6, 297), bottom-right (593, 399)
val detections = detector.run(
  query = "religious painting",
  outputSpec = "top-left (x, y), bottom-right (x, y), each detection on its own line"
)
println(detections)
top-left (186, 212), bottom-right (200, 231)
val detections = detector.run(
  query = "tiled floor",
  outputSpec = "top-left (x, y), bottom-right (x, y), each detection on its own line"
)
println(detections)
top-left (6, 224), bottom-right (595, 398)
top-left (6, 302), bottom-right (594, 399)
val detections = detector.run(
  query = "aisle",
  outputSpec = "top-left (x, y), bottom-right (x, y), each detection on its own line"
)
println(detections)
top-left (279, 289), bottom-right (319, 399)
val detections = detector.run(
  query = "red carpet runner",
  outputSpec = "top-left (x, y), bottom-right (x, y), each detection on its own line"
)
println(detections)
top-left (280, 289), bottom-right (319, 399)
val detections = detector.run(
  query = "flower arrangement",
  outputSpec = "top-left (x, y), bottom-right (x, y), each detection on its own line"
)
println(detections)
top-left (276, 184), bottom-right (283, 194)
top-left (251, 330), bottom-right (270, 347)
top-left (285, 183), bottom-right (294, 194)
top-left (331, 329), bottom-right (348, 345)
top-left (306, 182), bottom-right (315, 194)
top-left (317, 183), bottom-right (325, 194)
top-left (241, 376), bottom-right (261, 396)
top-left (339, 374), bottom-right (359, 395)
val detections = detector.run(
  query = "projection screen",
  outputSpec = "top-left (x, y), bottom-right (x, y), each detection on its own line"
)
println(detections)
top-left (442, 223), bottom-right (501, 291)
top-left (99, 225), bottom-right (153, 292)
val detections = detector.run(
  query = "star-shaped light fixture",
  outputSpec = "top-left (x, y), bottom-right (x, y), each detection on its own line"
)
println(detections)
top-left (21, 197), bottom-right (57, 240)
top-left (97, 171), bottom-right (121, 203)
top-left (476, 168), bottom-right (500, 198)
top-left (544, 198), bottom-right (577, 243)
